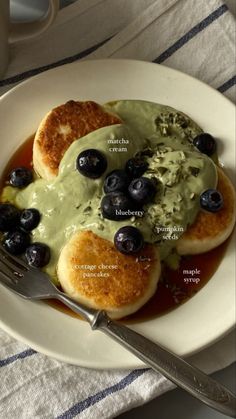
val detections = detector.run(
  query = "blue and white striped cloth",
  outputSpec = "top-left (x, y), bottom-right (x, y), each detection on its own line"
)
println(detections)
top-left (0, 0), bottom-right (235, 418)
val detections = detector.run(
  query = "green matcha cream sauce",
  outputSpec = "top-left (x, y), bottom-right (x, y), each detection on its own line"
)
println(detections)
top-left (2, 100), bottom-right (217, 282)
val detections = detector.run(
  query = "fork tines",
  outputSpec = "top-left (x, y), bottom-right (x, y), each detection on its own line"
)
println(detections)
top-left (0, 244), bottom-right (29, 272)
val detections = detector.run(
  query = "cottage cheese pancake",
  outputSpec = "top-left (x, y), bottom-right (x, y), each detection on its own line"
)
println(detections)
top-left (176, 167), bottom-right (236, 255)
top-left (57, 230), bottom-right (161, 319)
top-left (33, 100), bottom-right (121, 180)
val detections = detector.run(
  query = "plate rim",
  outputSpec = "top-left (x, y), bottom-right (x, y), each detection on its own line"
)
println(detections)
top-left (0, 58), bottom-right (235, 109)
top-left (0, 58), bottom-right (235, 369)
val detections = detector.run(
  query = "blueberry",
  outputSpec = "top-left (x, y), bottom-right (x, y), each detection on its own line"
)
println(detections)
top-left (128, 177), bottom-right (156, 205)
top-left (20, 209), bottom-right (41, 231)
top-left (101, 192), bottom-right (135, 220)
top-left (200, 189), bottom-right (223, 213)
top-left (0, 203), bottom-right (20, 232)
top-left (2, 230), bottom-right (31, 255)
top-left (76, 149), bottom-right (107, 179)
top-left (9, 167), bottom-right (33, 188)
top-left (25, 243), bottom-right (51, 268)
top-left (104, 170), bottom-right (129, 193)
top-left (193, 133), bottom-right (216, 156)
top-left (114, 226), bottom-right (144, 254)
top-left (125, 157), bottom-right (148, 178)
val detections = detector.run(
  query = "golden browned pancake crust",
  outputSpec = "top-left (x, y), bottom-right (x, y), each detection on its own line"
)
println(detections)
top-left (35, 100), bottom-right (121, 177)
top-left (181, 168), bottom-right (235, 240)
top-left (59, 230), bottom-right (160, 309)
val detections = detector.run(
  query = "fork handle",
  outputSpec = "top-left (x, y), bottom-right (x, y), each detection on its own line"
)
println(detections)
top-left (93, 311), bottom-right (236, 418)
top-left (56, 293), bottom-right (236, 417)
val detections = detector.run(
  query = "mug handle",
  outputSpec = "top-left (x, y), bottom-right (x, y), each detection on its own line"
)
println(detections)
top-left (9, 0), bottom-right (59, 43)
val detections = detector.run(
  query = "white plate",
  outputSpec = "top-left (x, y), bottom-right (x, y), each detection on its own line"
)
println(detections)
top-left (0, 59), bottom-right (235, 369)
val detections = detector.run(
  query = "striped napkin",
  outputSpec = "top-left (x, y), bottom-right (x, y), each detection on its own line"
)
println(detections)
top-left (0, 0), bottom-right (235, 418)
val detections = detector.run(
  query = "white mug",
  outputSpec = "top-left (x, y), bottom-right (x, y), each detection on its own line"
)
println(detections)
top-left (0, 0), bottom-right (59, 79)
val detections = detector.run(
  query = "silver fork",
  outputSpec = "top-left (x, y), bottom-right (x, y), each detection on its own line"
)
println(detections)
top-left (0, 244), bottom-right (235, 418)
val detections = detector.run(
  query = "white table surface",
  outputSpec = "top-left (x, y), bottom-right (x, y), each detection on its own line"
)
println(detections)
top-left (8, 1), bottom-right (236, 418)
